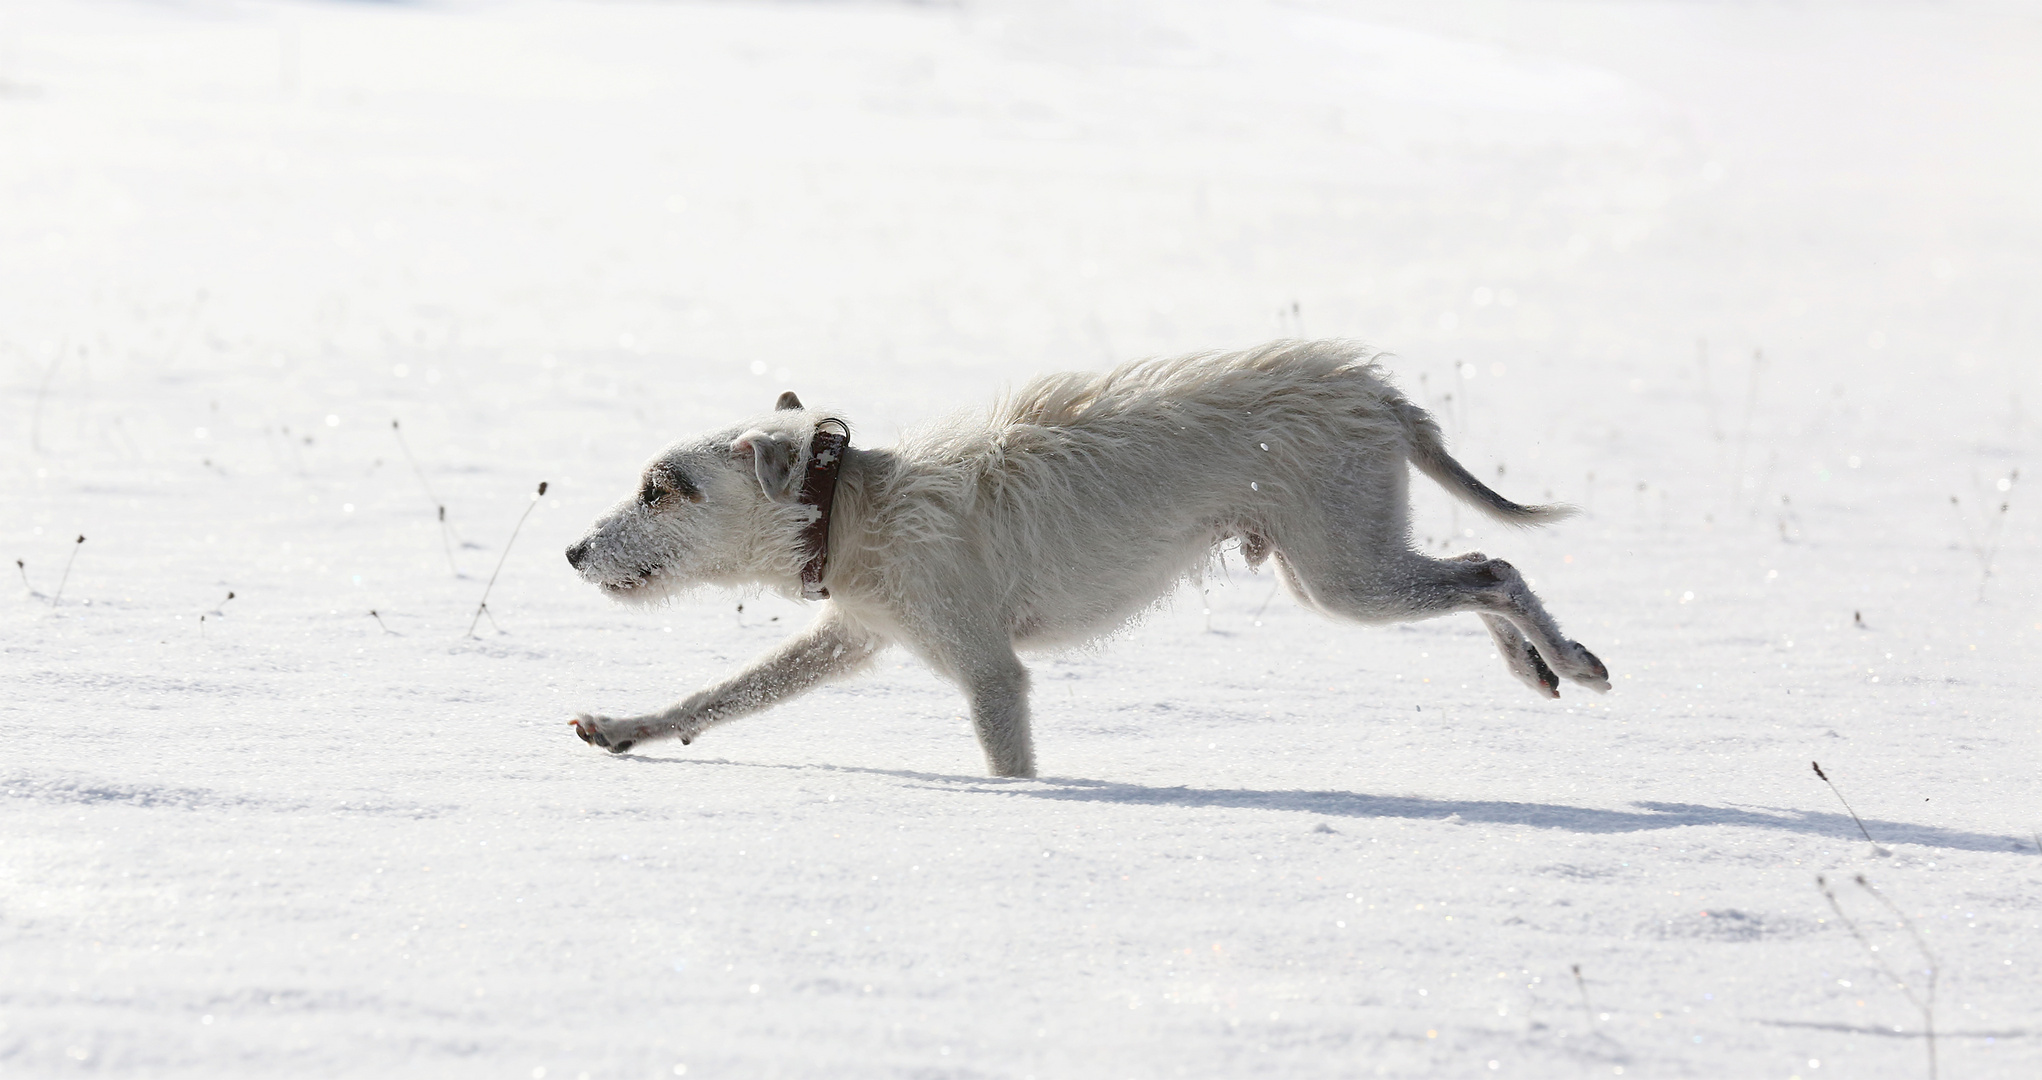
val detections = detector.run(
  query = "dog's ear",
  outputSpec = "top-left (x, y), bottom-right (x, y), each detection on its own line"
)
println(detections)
top-left (733, 429), bottom-right (801, 502)
top-left (775, 391), bottom-right (803, 411)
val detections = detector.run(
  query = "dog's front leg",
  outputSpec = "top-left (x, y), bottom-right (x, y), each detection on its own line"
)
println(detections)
top-left (924, 635), bottom-right (1036, 779)
top-left (965, 655), bottom-right (1036, 778)
top-left (571, 611), bottom-right (879, 754)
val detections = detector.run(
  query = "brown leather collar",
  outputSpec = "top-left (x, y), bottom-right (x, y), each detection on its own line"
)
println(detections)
top-left (796, 418), bottom-right (849, 600)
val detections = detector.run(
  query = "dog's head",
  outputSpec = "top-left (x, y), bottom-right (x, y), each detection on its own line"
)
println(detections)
top-left (565, 391), bottom-right (840, 604)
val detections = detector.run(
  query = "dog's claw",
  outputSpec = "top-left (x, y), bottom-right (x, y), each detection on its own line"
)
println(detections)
top-left (572, 714), bottom-right (637, 754)
top-left (571, 714), bottom-right (613, 749)
top-left (1575, 644), bottom-right (1610, 684)
top-left (1528, 650), bottom-right (1561, 697)
top-left (1564, 643), bottom-right (1612, 693)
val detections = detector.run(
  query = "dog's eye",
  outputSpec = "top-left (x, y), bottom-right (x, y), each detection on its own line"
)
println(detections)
top-left (640, 469), bottom-right (702, 509)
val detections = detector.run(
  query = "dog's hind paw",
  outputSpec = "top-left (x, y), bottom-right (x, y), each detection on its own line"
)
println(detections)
top-left (1479, 614), bottom-right (1563, 699)
top-left (1523, 649), bottom-right (1562, 698)
top-left (1565, 643), bottom-right (1611, 693)
top-left (1498, 641), bottom-right (1561, 698)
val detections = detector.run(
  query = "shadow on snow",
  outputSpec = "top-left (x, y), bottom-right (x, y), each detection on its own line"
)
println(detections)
top-left (621, 755), bottom-right (2031, 855)
top-left (1007, 779), bottom-right (2029, 854)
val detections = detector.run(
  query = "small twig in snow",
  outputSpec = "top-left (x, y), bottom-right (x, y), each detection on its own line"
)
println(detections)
top-left (1571, 964), bottom-right (1600, 1028)
top-left (50, 535), bottom-right (84, 606)
top-left (1811, 761), bottom-right (1879, 848)
top-left (29, 342), bottom-right (66, 455)
top-left (1817, 875), bottom-right (1937, 1080)
top-left (467, 482), bottom-right (547, 638)
top-left (1950, 470), bottom-right (2017, 601)
top-left (392, 419), bottom-right (466, 575)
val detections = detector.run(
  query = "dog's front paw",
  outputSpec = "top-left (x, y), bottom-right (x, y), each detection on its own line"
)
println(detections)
top-left (571, 714), bottom-right (636, 755)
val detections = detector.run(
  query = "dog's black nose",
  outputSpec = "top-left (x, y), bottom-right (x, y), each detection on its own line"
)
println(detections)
top-left (565, 539), bottom-right (592, 571)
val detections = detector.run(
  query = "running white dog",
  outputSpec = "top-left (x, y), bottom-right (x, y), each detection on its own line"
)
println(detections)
top-left (566, 340), bottom-right (1607, 777)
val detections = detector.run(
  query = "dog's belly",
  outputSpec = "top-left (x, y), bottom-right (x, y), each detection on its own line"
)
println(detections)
top-left (1003, 527), bottom-right (1222, 649)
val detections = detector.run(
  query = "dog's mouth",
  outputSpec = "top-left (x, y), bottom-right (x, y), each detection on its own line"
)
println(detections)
top-left (597, 564), bottom-right (664, 598)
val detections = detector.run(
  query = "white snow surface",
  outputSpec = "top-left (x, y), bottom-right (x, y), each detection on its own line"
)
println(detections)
top-left (3, 0), bottom-right (2039, 1076)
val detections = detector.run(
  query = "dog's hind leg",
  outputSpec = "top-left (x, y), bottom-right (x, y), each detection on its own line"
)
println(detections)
top-left (1453, 555), bottom-right (1607, 693)
top-left (571, 609), bottom-right (881, 753)
top-left (1276, 538), bottom-right (1608, 696)
top-left (1450, 549), bottom-right (1562, 696)
top-left (1480, 613), bottom-right (1561, 698)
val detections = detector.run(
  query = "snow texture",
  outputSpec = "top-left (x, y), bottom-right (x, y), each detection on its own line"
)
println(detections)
top-left (3, 0), bottom-right (2037, 1077)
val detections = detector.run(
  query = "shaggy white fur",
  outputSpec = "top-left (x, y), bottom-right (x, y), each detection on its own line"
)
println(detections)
top-left (566, 340), bottom-right (1608, 777)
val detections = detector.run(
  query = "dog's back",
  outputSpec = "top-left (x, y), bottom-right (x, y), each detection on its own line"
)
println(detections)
top-left (874, 342), bottom-right (1413, 645)
top-left (993, 339), bottom-right (1400, 438)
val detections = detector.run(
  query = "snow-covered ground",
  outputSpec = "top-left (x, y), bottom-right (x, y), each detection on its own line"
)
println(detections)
top-left (3, 0), bottom-right (2038, 1076)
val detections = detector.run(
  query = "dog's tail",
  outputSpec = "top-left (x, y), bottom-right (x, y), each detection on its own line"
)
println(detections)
top-left (1394, 398), bottom-right (1577, 527)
